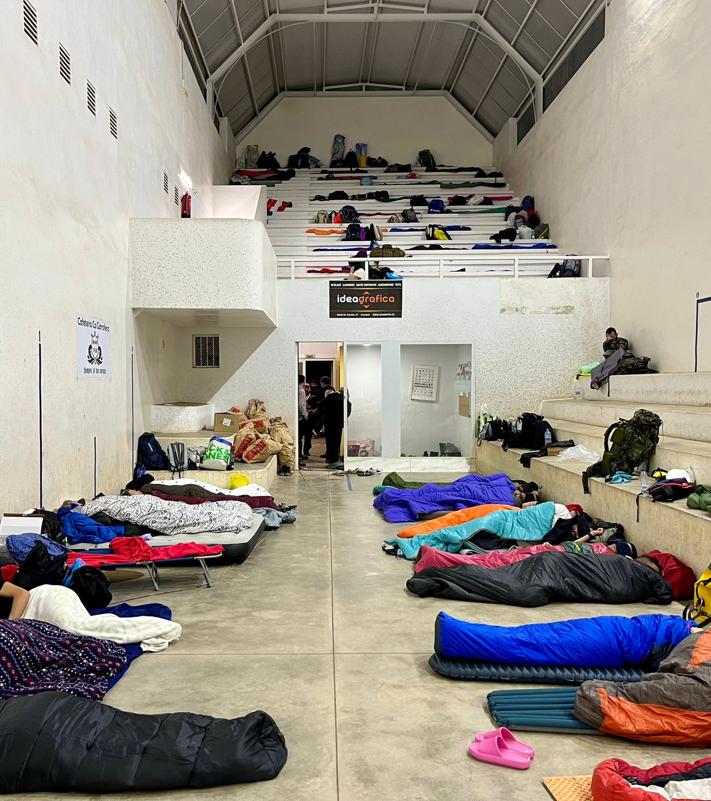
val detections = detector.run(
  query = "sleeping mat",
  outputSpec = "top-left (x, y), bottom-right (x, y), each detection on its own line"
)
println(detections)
top-left (373, 473), bottom-right (516, 523)
top-left (406, 552), bottom-right (673, 606)
top-left (434, 612), bottom-right (692, 668)
top-left (0, 691), bottom-right (287, 793)
top-left (386, 502), bottom-right (557, 558)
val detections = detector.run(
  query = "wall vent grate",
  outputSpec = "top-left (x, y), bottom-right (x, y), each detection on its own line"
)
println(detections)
top-left (59, 43), bottom-right (71, 84)
top-left (174, 185), bottom-right (180, 205)
top-left (87, 81), bottom-right (96, 115)
top-left (109, 108), bottom-right (118, 138)
top-left (163, 172), bottom-right (169, 194)
top-left (23, 0), bottom-right (37, 44)
top-left (193, 336), bottom-right (220, 368)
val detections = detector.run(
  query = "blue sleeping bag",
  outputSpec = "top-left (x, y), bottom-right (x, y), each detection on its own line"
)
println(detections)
top-left (384, 502), bottom-right (555, 559)
top-left (435, 612), bottom-right (693, 668)
top-left (373, 473), bottom-right (515, 524)
top-left (60, 509), bottom-right (123, 544)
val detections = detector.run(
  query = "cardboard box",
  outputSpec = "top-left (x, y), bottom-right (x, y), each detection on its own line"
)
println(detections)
top-left (214, 412), bottom-right (247, 433)
top-left (0, 515), bottom-right (43, 536)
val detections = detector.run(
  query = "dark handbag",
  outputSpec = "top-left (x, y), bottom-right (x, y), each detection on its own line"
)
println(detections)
top-left (13, 543), bottom-right (67, 590)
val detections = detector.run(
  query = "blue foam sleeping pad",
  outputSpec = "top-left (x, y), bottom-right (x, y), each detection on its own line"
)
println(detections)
top-left (487, 688), bottom-right (596, 733)
top-left (435, 612), bottom-right (692, 668)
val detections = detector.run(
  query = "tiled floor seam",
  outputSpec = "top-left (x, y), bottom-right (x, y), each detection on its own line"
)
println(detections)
top-left (328, 476), bottom-right (341, 801)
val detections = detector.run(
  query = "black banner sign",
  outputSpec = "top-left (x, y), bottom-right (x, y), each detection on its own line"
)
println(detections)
top-left (329, 281), bottom-right (403, 318)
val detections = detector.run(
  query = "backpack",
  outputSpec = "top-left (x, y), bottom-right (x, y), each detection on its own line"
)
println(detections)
top-left (616, 355), bottom-right (654, 375)
top-left (428, 199), bottom-right (445, 214)
top-left (502, 413), bottom-right (555, 451)
top-left (401, 208), bottom-right (419, 223)
top-left (367, 223), bottom-right (383, 240)
top-left (683, 565), bottom-right (711, 625)
top-left (388, 213), bottom-right (405, 223)
top-left (330, 134), bottom-right (346, 167)
top-left (167, 442), bottom-right (189, 477)
top-left (410, 195), bottom-right (428, 207)
top-left (582, 409), bottom-right (663, 493)
top-left (345, 223), bottom-right (364, 241)
top-left (534, 222), bottom-right (550, 239)
top-left (314, 210), bottom-right (329, 223)
top-left (135, 432), bottom-right (169, 476)
top-left (426, 224), bottom-right (451, 241)
top-left (417, 149), bottom-right (438, 171)
top-left (647, 478), bottom-right (696, 503)
top-left (328, 190), bottom-right (349, 200)
top-left (69, 565), bottom-right (112, 610)
top-left (479, 418), bottom-right (512, 442)
top-left (521, 195), bottom-right (535, 211)
top-left (340, 205), bottom-right (360, 224)
top-left (548, 258), bottom-right (581, 278)
top-left (370, 244), bottom-right (405, 259)
top-left (688, 484), bottom-right (711, 513)
top-left (343, 150), bottom-right (358, 169)
top-left (360, 176), bottom-right (374, 186)
top-left (243, 144), bottom-right (259, 168)
top-left (328, 211), bottom-right (343, 224)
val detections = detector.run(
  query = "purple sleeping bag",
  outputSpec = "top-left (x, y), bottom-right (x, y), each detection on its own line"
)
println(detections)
top-left (373, 473), bottom-right (516, 523)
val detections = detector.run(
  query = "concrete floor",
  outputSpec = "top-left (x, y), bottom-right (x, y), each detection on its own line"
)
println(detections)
top-left (25, 471), bottom-right (708, 800)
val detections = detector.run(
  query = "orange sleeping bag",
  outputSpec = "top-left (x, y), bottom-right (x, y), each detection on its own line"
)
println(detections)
top-left (396, 503), bottom-right (519, 539)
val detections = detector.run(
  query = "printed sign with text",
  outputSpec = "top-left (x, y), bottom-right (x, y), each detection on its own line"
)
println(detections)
top-left (77, 315), bottom-right (111, 379)
top-left (329, 281), bottom-right (403, 318)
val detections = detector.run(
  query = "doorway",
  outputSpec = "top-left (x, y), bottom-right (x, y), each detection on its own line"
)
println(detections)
top-left (297, 342), bottom-right (345, 469)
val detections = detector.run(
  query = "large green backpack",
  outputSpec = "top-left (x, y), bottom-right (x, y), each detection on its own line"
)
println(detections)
top-left (582, 409), bottom-right (663, 493)
top-left (688, 485), bottom-right (711, 513)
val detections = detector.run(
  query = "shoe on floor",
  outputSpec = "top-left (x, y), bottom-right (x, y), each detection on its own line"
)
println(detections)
top-left (327, 462), bottom-right (344, 469)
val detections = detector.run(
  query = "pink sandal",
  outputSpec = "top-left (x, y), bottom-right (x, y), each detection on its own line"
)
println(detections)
top-left (468, 734), bottom-right (532, 770)
top-left (475, 727), bottom-right (535, 758)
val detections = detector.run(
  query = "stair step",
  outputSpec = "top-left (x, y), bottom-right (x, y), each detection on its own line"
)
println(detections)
top-left (577, 372), bottom-right (711, 406)
top-left (542, 399), bottom-right (711, 444)
top-left (547, 418), bottom-right (711, 482)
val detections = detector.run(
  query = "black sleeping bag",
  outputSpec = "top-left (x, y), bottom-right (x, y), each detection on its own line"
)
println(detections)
top-left (406, 552), bottom-right (672, 606)
top-left (0, 692), bottom-right (287, 793)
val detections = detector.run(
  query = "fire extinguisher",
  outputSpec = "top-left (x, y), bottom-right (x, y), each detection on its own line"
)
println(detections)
top-left (181, 192), bottom-right (192, 218)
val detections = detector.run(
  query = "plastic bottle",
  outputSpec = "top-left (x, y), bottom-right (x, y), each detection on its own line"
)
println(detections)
top-left (574, 382), bottom-right (583, 401)
top-left (640, 470), bottom-right (650, 494)
top-left (544, 428), bottom-right (553, 447)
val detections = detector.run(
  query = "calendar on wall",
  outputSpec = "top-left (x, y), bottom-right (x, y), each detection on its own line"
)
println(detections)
top-left (411, 365), bottom-right (440, 402)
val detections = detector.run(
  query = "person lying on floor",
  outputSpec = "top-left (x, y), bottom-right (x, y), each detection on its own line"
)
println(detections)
top-left (0, 581), bottom-right (181, 651)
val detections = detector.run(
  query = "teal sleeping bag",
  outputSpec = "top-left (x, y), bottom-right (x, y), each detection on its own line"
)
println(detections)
top-left (385, 502), bottom-right (556, 560)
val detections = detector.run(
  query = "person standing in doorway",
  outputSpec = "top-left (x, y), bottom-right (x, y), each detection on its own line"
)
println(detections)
top-left (321, 383), bottom-right (351, 468)
top-left (298, 374), bottom-right (311, 466)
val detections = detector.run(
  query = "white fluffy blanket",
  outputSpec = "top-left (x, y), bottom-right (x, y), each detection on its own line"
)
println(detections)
top-left (83, 493), bottom-right (253, 536)
top-left (23, 585), bottom-right (182, 652)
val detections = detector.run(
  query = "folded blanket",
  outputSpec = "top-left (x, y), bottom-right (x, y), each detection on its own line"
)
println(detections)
top-left (23, 585), bottom-right (182, 652)
top-left (83, 494), bottom-right (252, 537)
top-left (374, 473), bottom-right (516, 523)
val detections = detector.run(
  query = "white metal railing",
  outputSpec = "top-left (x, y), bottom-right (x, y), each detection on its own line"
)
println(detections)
top-left (277, 253), bottom-right (609, 279)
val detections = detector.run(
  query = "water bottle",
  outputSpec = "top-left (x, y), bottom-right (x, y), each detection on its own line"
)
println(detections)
top-left (574, 382), bottom-right (583, 401)
top-left (544, 427), bottom-right (553, 447)
top-left (640, 470), bottom-right (650, 494)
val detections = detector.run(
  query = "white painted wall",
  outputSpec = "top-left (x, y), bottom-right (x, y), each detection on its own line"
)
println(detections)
top-left (0, 0), bottom-right (231, 510)
top-left (299, 342), bottom-right (339, 359)
top-left (212, 186), bottom-right (266, 224)
top-left (496, 0), bottom-right (711, 373)
top-left (346, 345), bottom-right (382, 456)
top-left (144, 277), bottom-right (608, 460)
top-left (239, 96), bottom-right (493, 169)
top-left (400, 344), bottom-right (471, 457)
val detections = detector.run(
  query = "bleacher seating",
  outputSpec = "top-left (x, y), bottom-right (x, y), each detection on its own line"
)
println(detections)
top-left (476, 372), bottom-right (711, 574)
top-left (261, 167), bottom-right (605, 279)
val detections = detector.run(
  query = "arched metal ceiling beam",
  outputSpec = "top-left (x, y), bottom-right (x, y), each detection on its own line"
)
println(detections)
top-left (207, 11), bottom-right (544, 117)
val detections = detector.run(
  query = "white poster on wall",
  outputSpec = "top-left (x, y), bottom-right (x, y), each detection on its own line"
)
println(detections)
top-left (77, 315), bottom-right (111, 379)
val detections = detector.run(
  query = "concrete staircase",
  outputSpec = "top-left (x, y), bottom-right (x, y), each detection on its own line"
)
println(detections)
top-left (476, 372), bottom-right (711, 574)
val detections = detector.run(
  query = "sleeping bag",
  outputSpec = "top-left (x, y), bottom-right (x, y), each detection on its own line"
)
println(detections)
top-left (0, 691), bottom-right (287, 793)
top-left (397, 503), bottom-right (517, 539)
top-left (406, 552), bottom-right (673, 606)
top-left (575, 628), bottom-right (711, 745)
top-left (435, 612), bottom-right (692, 669)
top-left (592, 756), bottom-right (711, 800)
top-left (386, 502), bottom-right (562, 559)
top-left (373, 473), bottom-right (516, 523)
top-left (414, 541), bottom-right (613, 572)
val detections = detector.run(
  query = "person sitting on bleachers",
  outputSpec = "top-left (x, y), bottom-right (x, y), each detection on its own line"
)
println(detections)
top-left (603, 327), bottom-right (629, 358)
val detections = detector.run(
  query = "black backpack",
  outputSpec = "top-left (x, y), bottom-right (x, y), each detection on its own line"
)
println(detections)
top-left (344, 223), bottom-right (365, 241)
top-left (343, 150), bottom-right (358, 169)
top-left (417, 149), bottom-right (438, 171)
top-left (401, 208), bottom-right (419, 223)
top-left (167, 442), bottom-right (189, 478)
top-left (328, 190), bottom-right (349, 201)
top-left (479, 418), bottom-right (512, 442)
top-left (582, 409), bottom-right (663, 493)
top-left (340, 205), bottom-right (360, 224)
top-left (410, 195), bottom-right (428, 207)
top-left (648, 479), bottom-right (696, 503)
top-left (548, 258), bottom-right (581, 278)
top-left (14, 542), bottom-right (67, 590)
top-left (135, 432), bottom-right (169, 476)
top-left (502, 413), bottom-right (554, 451)
top-left (69, 566), bottom-right (113, 610)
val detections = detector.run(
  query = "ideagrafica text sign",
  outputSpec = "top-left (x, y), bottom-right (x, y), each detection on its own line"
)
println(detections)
top-left (329, 281), bottom-right (402, 318)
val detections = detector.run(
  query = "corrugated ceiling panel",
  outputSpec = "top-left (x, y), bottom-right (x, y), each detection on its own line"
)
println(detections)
top-left (476, 101), bottom-right (507, 134)
top-left (186, 0), bottom-right (231, 34)
top-left (281, 24), bottom-right (317, 89)
top-left (324, 23), bottom-right (368, 86)
top-left (521, 10), bottom-right (562, 57)
top-left (245, 40), bottom-right (277, 103)
top-left (403, 23), bottom-right (468, 89)
top-left (515, 28), bottom-right (552, 71)
top-left (485, 68), bottom-right (525, 115)
top-left (369, 23), bottom-right (421, 86)
top-left (486, 0), bottom-right (526, 40)
top-left (202, 27), bottom-right (241, 72)
top-left (535, 0), bottom-right (578, 38)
